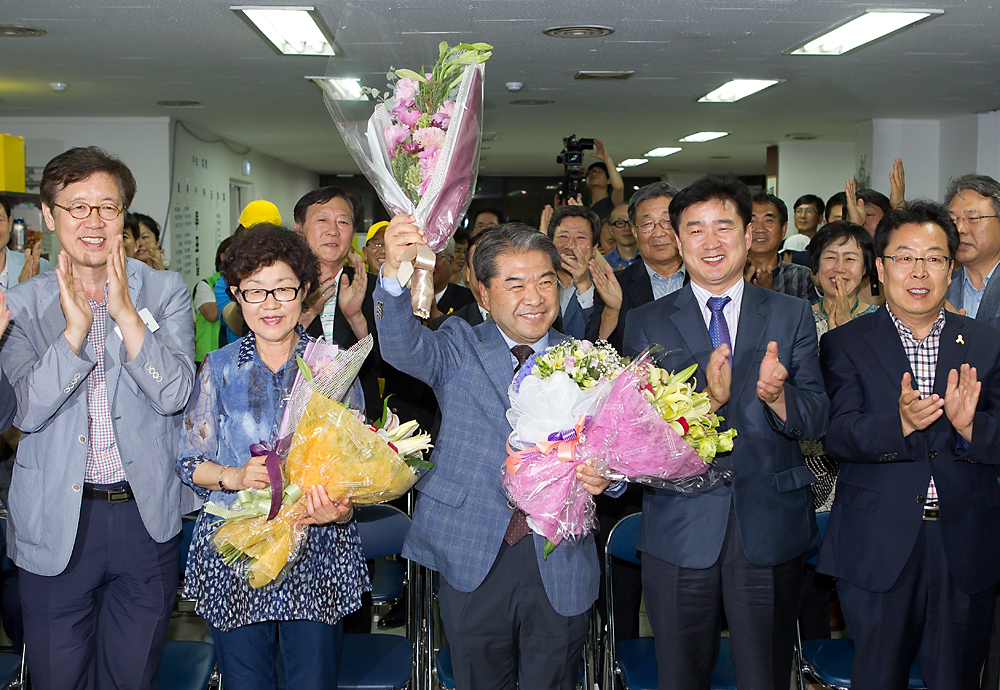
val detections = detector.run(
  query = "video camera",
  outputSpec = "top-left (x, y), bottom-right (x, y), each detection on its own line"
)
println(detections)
top-left (556, 134), bottom-right (594, 200)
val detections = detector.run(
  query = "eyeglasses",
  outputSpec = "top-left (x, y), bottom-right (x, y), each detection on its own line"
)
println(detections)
top-left (235, 285), bottom-right (302, 304)
top-left (53, 202), bottom-right (125, 221)
top-left (367, 241), bottom-right (384, 249)
top-left (882, 254), bottom-right (951, 272)
top-left (794, 208), bottom-right (818, 216)
top-left (610, 220), bottom-right (630, 229)
top-left (636, 218), bottom-right (673, 235)
top-left (948, 214), bottom-right (999, 227)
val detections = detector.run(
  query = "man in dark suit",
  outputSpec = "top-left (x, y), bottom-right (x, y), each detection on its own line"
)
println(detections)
top-left (431, 236), bottom-right (476, 317)
top-left (623, 176), bottom-right (828, 690)
top-left (945, 174), bottom-right (1000, 328)
top-left (548, 205), bottom-right (600, 339)
top-left (586, 182), bottom-right (685, 355)
top-left (376, 218), bottom-right (622, 690)
top-left (819, 202), bottom-right (1000, 690)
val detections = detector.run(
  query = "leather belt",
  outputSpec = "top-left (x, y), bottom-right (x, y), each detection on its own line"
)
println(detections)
top-left (922, 504), bottom-right (939, 521)
top-left (82, 485), bottom-right (134, 503)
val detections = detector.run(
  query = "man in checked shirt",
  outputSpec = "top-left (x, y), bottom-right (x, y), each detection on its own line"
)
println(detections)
top-left (0, 147), bottom-right (198, 689)
top-left (818, 201), bottom-right (1000, 690)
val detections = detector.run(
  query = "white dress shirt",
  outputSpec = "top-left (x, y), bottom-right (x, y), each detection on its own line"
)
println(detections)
top-left (689, 278), bottom-right (745, 350)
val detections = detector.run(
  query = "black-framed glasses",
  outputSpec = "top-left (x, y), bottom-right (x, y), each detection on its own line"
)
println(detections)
top-left (882, 254), bottom-right (951, 272)
top-left (53, 202), bottom-right (125, 221)
top-left (948, 214), bottom-right (999, 226)
top-left (234, 285), bottom-right (302, 303)
top-left (610, 219), bottom-right (630, 229)
top-left (636, 218), bottom-right (673, 235)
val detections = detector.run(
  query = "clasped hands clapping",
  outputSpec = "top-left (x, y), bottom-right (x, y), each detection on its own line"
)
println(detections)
top-left (704, 341), bottom-right (789, 421)
top-left (899, 365), bottom-right (979, 442)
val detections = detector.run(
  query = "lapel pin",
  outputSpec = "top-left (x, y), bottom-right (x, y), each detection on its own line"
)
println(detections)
top-left (956, 334), bottom-right (965, 345)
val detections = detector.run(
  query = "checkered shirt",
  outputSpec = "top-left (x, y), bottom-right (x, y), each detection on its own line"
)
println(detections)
top-left (888, 305), bottom-right (945, 506)
top-left (84, 295), bottom-right (126, 484)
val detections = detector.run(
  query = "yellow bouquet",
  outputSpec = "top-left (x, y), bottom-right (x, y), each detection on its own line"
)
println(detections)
top-left (207, 337), bottom-right (432, 589)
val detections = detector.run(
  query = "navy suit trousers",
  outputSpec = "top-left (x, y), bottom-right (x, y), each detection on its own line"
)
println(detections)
top-left (19, 493), bottom-right (179, 690)
top-left (838, 519), bottom-right (998, 690)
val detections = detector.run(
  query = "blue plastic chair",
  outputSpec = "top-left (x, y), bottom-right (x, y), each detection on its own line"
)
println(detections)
top-left (434, 643), bottom-right (585, 689)
top-left (0, 651), bottom-right (20, 688)
top-left (604, 513), bottom-right (738, 690)
top-left (355, 505), bottom-right (410, 606)
top-left (154, 640), bottom-right (216, 690)
top-left (340, 504), bottom-right (414, 690)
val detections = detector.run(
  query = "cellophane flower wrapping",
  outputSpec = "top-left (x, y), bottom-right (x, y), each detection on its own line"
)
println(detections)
top-left (322, 44), bottom-right (488, 252)
top-left (585, 356), bottom-right (737, 493)
top-left (503, 340), bottom-right (624, 550)
top-left (211, 336), bottom-right (433, 589)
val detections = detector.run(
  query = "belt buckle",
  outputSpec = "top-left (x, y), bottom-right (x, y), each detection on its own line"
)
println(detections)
top-left (107, 489), bottom-right (130, 503)
top-left (922, 505), bottom-right (939, 521)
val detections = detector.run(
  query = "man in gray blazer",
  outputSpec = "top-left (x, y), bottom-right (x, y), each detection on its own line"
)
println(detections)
top-left (0, 147), bottom-right (198, 690)
top-left (944, 173), bottom-right (1000, 690)
top-left (376, 218), bottom-right (622, 690)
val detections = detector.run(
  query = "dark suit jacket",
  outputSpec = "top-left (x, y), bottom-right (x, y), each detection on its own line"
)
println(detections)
top-left (587, 260), bottom-right (687, 355)
top-left (428, 301), bottom-right (485, 331)
top-left (623, 282), bottom-right (828, 568)
top-left (437, 283), bottom-right (476, 316)
top-left (946, 266), bottom-right (1000, 330)
top-left (817, 306), bottom-right (1000, 594)
top-left (374, 283), bottom-right (600, 616)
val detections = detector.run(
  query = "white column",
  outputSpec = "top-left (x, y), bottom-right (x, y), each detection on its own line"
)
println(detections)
top-left (776, 140), bottom-right (855, 235)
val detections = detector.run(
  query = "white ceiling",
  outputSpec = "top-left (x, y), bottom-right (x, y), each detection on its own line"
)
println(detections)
top-left (2, 0), bottom-right (999, 177)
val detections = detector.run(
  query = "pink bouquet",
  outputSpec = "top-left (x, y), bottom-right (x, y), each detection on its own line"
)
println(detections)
top-left (323, 42), bottom-right (490, 317)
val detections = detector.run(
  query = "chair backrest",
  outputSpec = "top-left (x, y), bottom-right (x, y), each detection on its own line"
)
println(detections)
top-left (353, 504), bottom-right (412, 560)
top-left (606, 513), bottom-right (642, 565)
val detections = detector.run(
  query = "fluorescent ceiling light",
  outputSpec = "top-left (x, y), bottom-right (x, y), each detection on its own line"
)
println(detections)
top-left (698, 79), bottom-right (781, 103)
top-left (619, 158), bottom-right (648, 168)
top-left (679, 131), bottom-right (729, 143)
top-left (232, 6), bottom-right (335, 56)
top-left (307, 77), bottom-right (365, 100)
top-left (644, 147), bottom-right (682, 158)
top-left (790, 10), bottom-right (942, 56)
top-left (615, 166), bottom-right (624, 172)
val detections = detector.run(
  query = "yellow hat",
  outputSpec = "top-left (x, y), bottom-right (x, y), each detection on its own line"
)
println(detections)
top-left (238, 200), bottom-right (282, 228)
top-left (366, 221), bottom-right (389, 245)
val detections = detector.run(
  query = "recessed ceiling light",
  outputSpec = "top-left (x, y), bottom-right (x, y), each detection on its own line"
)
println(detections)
top-left (574, 70), bottom-right (634, 80)
top-left (619, 158), bottom-right (648, 168)
top-left (156, 100), bottom-right (204, 108)
top-left (698, 79), bottom-right (781, 103)
top-left (679, 131), bottom-right (729, 143)
top-left (510, 99), bottom-right (554, 106)
top-left (789, 10), bottom-right (943, 56)
top-left (49, 82), bottom-right (69, 92)
top-left (645, 147), bottom-right (682, 158)
top-left (0, 25), bottom-right (45, 38)
top-left (232, 6), bottom-right (336, 56)
top-left (543, 25), bottom-right (614, 38)
top-left (306, 77), bottom-right (365, 100)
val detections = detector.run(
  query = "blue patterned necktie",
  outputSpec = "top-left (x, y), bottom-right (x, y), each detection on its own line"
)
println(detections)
top-left (707, 296), bottom-right (732, 356)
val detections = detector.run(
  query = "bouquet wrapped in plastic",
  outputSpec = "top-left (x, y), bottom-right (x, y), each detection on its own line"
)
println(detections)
top-left (503, 341), bottom-right (738, 557)
top-left (323, 40), bottom-right (490, 317)
top-left (207, 337), bottom-right (433, 588)
top-left (586, 355), bottom-right (737, 492)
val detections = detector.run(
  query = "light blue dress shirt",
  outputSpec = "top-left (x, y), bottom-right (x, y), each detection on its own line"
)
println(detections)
top-left (645, 263), bottom-right (686, 301)
top-left (962, 260), bottom-right (999, 319)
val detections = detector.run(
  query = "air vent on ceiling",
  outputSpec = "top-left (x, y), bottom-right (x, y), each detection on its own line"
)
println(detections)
top-left (785, 133), bottom-right (818, 140)
top-left (709, 156), bottom-right (732, 160)
top-left (0, 26), bottom-right (45, 38)
top-left (543, 25), bottom-right (614, 39)
top-left (156, 100), bottom-right (204, 108)
top-left (510, 99), bottom-right (554, 106)
top-left (574, 71), bottom-right (634, 80)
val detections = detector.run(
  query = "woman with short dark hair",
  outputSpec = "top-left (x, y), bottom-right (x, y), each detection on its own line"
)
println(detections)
top-left (176, 223), bottom-right (369, 689)
top-left (808, 221), bottom-right (879, 337)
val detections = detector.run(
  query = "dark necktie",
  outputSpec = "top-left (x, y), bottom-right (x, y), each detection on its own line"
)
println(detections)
top-left (707, 296), bottom-right (732, 363)
top-left (505, 344), bottom-right (535, 546)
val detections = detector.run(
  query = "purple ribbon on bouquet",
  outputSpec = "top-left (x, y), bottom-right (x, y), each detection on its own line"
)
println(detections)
top-left (249, 441), bottom-right (284, 521)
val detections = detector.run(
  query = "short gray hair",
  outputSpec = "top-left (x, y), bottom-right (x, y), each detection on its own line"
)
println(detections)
top-left (472, 223), bottom-right (561, 287)
top-left (436, 236), bottom-right (456, 257)
top-left (944, 174), bottom-right (1000, 218)
top-left (628, 182), bottom-right (681, 226)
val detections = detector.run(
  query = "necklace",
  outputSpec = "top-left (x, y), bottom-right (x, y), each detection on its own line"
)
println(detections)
top-left (818, 295), bottom-right (860, 319)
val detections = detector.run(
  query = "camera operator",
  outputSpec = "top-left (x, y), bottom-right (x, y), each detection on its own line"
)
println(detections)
top-left (587, 139), bottom-right (625, 221)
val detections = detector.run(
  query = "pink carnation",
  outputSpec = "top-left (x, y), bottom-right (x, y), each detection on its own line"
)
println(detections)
top-left (394, 78), bottom-right (418, 107)
top-left (418, 145), bottom-right (441, 195)
top-left (396, 107), bottom-right (421, 129)
top-left (383, 123), bottom-right (410, 157)
top-left (432, 100), bottom-right (456, 129)
top-left (413, 126), bottom-right (445, 150)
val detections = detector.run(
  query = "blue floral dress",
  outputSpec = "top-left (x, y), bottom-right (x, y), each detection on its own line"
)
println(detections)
top-left (176, 328), bottom-right (370, 631)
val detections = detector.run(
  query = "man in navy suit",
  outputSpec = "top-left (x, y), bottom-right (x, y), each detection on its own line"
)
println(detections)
top-left (375, 217), bottom-right (622, 690)
top-left (623, 176), bottom-right (828, 690)
top-left (547, 205), bottom-right (599, 339)
top-left (818, 202), bottom-right (1000, 690)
